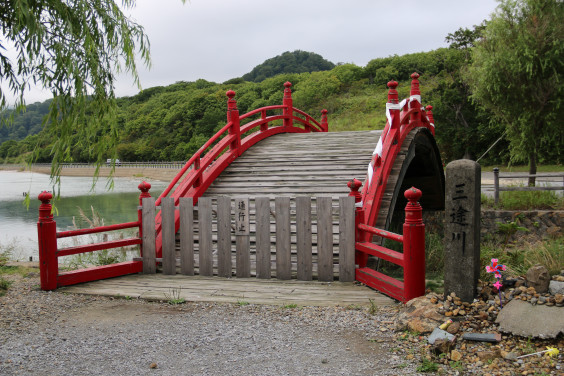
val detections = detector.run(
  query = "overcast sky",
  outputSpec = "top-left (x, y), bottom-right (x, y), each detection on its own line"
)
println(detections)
top-left (18, 0), bottom-right (500, 103)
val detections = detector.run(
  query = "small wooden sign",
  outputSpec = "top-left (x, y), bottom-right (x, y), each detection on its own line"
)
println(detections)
top-left (235, 198), bottom-right (249, 235)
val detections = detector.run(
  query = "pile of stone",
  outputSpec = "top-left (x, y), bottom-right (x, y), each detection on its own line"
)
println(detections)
top-left (393, 266), bottom-right (564, 375)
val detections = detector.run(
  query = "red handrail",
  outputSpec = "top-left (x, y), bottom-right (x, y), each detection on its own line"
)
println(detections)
top-left (57, 221), bottom-right (140, 238)
top-left (152, 82), bottom-right (328, 257)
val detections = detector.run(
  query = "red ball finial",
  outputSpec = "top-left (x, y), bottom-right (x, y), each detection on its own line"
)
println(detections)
top-left (226, 90), bottom-right (236, 99)
top-left (321, 109), bottom-right (328, 115)
top-left (404, 186), bottom-right (422, 203)
top-left (284, 81), bottom-right (292, 89)
top-left (347, 178), bottom-right (363, 191)
top-left (410, 72), bottom-right (420, 80)
top-left (38, 191), bottom-right (53, 203)
top-left (426, 105), bottom-right (433, 111)
top-left (138, 181), bottom-right (151, 193)
top-left (387, 80), bottom-right (398, 90)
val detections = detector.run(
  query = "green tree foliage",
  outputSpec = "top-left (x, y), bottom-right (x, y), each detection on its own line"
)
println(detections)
top-left (0, 101), bottom-right (51, 143)
top-left (466, 0), bottom-right (564, 184)
top-left (445, 22), bottom-right (487, 50)
top-left (242, 50), bottom-right (335, 82)
top-left (0, 0), bottom-right (151, 184)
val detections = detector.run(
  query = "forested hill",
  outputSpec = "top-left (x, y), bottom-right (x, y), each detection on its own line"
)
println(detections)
top-left (0, 101), bottom-right (51, 144)
top-left (241, 50), bottom-right (335, 82)
top-left (0, 48), bottom-right (519, 165)
top-left (0, 46), bottom-right (561, 167)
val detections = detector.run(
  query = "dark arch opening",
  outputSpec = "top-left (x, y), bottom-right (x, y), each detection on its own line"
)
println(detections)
top-left (387, 127), bottom-right (445, 228)
top-left (369, 127), bottom-right (445, 274)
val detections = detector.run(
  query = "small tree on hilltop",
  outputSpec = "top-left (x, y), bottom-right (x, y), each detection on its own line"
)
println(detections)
top-left (465, 0), bottom-right (563, 185)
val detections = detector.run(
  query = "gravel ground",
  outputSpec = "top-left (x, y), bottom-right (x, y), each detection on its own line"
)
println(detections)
top-left (0, 273), bottom-right (423, 376)
top-left (2, 270), bottom-right (563, 376)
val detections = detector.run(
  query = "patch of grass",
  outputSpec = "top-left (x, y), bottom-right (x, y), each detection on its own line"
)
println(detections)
top-left (0, 265), bottom-right (36, 277)
top-left (0, 277), bottom-right (13, 296)
top-left (482, 187), bottom-right (563, 210)
top-left (425, 233), bottom-right (444, 274)
top-left (497, 220), bottom-right (529, 252)
top-left (163, 287), bottom-right (186, 305)
top-left (63, 205), bottom-right (137, 269)
top-left (425, 277), bottom-right (444, 294)
top-left (368, 298), bottom-right (379, 315)
top-left (449, 360), bottom-right (464, 371)
top-left (480, 236), bottom-right (563, 278)
top-left (282, 303), bottom-right (298, 309)
top-left (236, 300), bottom-right (250, 306)
top-left (416, 357), bottom-right (439, 373)
top-left (345, 304), bottom-right (363, 311)
top-left (0, 250), bottom-right (10, 267)
top-left (481, 165), bottom-right (564, 173)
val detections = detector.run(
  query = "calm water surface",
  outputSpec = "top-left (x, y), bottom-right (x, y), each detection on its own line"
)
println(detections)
top-left (0, 170), bottom-right (166, 260)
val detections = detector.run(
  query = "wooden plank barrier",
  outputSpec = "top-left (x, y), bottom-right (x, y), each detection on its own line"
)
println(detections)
top-left (141, 196), bottom-right (356, 281)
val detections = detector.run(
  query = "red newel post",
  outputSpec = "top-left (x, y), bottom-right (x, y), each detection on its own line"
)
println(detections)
top-left (387, 80), bottom-right (400, 132)
top-left (226, 90), bottom-right (241, 154)
top-left (426, 105), bottom-right (436, 136)
top-left (282, 81), bottom-right (293, 128)
top-left (138, 181), bottom-right (152, 257)
top-left (348, 178), bottom-right (368, 268)
top-left (402, 187), bottom-right (426, 301)
top-left (320, 109), bottom-right (328, 132)
top-left (409, 72), bottom-right (421, 122)
top-left (37, 191), bottom-right (58, 290)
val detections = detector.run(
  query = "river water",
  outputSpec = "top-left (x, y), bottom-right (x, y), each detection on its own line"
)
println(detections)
top-left (0, 170), bottom-right (167, 261)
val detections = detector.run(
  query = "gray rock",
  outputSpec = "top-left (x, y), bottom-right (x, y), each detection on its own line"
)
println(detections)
top-left (504, 352), bottom-right (518, 361)
top-left (549, 280), bottom-right (564, 295)
top-left (526, 264), bottom-right (550, 293)
top-left (495, 299), bottom-right (564, 338)
top-left (427, 328), bottom-right (455, 345)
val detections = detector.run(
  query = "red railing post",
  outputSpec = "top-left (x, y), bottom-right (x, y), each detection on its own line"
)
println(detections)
top-left (260, 109), bottom-right (268, 132)
top-left (409, 72), bottom-right (421, 123)
top-left (283, 81), bottom-right (293, 128)
top-left (226, 90), bottom-right (241, 154)
top-left (425, 105), bottom-right (435, 136)
top-left (402, 187), bottom-right (425, 301)
top-left (37, 191), bottom-right (58, 290)
top-left (137, 181), bottom-right (151, 257)
top-left (193, 156), bottom-right (201, 188)
top-left (321, 109), bottom-right (328, 132)
top-left (348, 178), bottom-right (368, 268)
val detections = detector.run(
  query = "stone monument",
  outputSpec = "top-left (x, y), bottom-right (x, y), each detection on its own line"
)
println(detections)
top-left (444, 160), bottom-right (481, 302)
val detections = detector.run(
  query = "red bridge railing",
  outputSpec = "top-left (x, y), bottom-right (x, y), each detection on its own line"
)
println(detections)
top-left (351, 73), bottom-right (435, 302)
top-left (37, 185), bottom-right (151, 290)
top-left (152, 81), bottom-right (328, 257)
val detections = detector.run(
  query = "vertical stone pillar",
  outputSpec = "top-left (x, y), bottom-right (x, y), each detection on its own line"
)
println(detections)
top-left (444, 160), bottom-right (481, 302)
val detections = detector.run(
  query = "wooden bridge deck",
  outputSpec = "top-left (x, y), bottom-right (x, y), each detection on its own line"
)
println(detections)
top-left (61, 274), bottom-right (394, 307)
top-left (203, 130), bottom-right (382, 198)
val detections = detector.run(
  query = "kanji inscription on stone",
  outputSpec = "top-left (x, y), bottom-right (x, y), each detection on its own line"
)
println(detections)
top-left (444, 160), bottom-right (481, 302)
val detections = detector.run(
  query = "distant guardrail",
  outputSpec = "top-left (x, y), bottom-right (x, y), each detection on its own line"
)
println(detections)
top-left (1, 162), bottom-right (186, 169)
top-left (493, 167), bottom-right (564, 204)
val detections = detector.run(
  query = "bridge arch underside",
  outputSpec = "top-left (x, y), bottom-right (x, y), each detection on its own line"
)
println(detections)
top-left (376, 127), bottom-right (445, 234)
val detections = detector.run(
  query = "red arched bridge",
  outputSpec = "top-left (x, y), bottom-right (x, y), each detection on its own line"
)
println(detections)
top-left (37, 73), bottom-right (445, 303)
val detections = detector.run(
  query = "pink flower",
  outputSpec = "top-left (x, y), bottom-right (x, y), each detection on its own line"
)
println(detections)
top-left (493, 280), bottom-right (503, 290)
